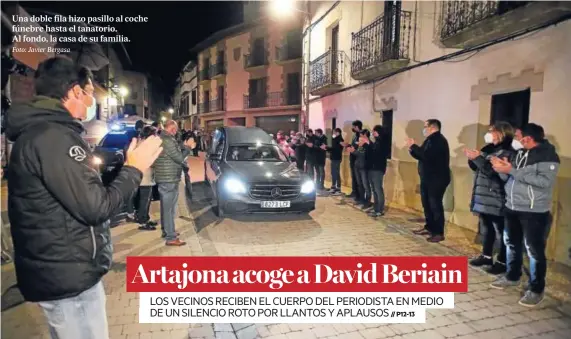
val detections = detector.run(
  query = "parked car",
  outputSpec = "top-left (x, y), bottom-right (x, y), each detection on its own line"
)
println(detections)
top-left (204, 126), bottom-right (316, 217)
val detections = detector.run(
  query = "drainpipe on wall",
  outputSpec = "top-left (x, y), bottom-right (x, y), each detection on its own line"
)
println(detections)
top-left (302, 0), bottom-right (311, 133)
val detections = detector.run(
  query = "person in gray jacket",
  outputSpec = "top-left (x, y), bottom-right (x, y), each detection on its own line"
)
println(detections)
top-left (464, 121), bottom-right (515, 274)
top-left (152, 120), bottom-right (195, 246)
top-left (489, 123), bottom-right (559, 307)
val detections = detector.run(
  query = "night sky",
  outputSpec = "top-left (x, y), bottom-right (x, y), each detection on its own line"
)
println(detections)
top-left (19, 1), bottom-right (245, 98)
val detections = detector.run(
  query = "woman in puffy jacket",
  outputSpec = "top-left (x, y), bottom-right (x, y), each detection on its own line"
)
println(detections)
top-left (464, 121), bottom-right (515, 274)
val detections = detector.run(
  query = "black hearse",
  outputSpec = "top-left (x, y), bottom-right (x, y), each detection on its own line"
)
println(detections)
top-left (204, 126), bottom-right (316, 217)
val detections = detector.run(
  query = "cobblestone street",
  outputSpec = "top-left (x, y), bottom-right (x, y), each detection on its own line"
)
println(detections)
top-left (1, 156), bottom-right (570, 339)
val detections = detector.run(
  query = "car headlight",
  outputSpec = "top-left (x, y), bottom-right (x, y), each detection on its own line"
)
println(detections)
top-left (93, 156), bottom-right (103, 165)
top-left (300, 180), bottom-right (315, 194)
top-left (224, 178), bottom-right (247, 194)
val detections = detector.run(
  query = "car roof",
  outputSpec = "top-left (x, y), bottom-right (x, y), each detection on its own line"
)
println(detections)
top-left (222, 126), bottom-right (273, 144)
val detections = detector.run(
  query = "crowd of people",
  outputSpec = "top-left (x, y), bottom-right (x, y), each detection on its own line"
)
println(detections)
top-left (404, 118), bottom-right (559, 307)
top-left (0, 54), bottom-right (562, 338)
top-left (273, 121), bottom-right (391, 218)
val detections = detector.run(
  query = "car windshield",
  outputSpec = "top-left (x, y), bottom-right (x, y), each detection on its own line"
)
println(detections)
top-left (99, 131), bottom-right (136, 149)
top-left (226, 144), bottom-right (288, 162)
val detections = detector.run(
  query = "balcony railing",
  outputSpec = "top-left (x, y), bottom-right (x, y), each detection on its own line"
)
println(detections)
top-left (198, 98), bottom-right (225, 114)
top-left (275, 44), bottom-right (302, 63)
top-left (244, 51), bottom-right (268, 69)
top-left (198, 102), bottom-right (210, 114)
top-left (309, 49), bottom-right (349, 95)
top-left (210, 97), bottom-right (225, 112)
top-left (211, 63), bottom-right (226, 77)
top-left (243, 91), bottom-right (300, 109)
top-left (350, 10), bottom-right (412, 78)
top-left (198, 67), bottom-right (210, 82)
top-left (440, 1), bottom-right (529, 40)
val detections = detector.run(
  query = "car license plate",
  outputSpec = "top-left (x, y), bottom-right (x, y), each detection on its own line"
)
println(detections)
top-left (261, 201), bottom-right (291, 208)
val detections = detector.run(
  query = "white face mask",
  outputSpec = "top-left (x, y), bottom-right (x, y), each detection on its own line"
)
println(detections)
top-left (512, 139), bottom-right (523, 150)
top-left (484, 132), bottom-right (494, 144)
top-left (422, 128), bottom-right (428, 137)
top-left (83, 96), bottom-right (96, 122)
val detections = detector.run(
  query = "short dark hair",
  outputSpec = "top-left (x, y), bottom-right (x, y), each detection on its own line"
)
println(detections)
top-left (151, 121), bottom-right (160, 128)
top-left (352, 120), bottom-right (363, 129)
top-left (315, 128), bottom-right (323, 134)
top-left (426, 119), bottom-right (442, 130)
top-left (522, 123), bottom-right (545, 142)
top-left (141, 126), bottom-right (157, 139)
top-left (77, 67), bottom-right (93, 89)
top-left (34, 56), bottom-right (80, 100)
top-left (373, 125), bottom-right (383, 135)
top-left (307, 129), bottom-right (313, 133)
top-left (360, 129), bottom-right (370, 138)
top-left (334, 128), bottom-right (342, 134)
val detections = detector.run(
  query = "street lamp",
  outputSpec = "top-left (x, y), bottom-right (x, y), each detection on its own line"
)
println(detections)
top-left (119, 86), bottom-right (129, 97)
top-left (161, 116), bottom-right (167, 122)
top-left (270, 0), bottom-right (311, 132)
top-left (168, 108), bottom-right (174, 114)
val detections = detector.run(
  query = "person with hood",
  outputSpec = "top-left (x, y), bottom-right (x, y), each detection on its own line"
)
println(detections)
top-left (321, 128), bottom-right (344, 194)
top-left (368, 125), bottom-right (389, 217)
top-left (464, 121), bottom-right (515, 274)
top-left (5, 56), bottom-right (163, 339)
top-left (406, 119), bottom-right (451, 243)
top-left (490, 123), bottom-right (559, 307)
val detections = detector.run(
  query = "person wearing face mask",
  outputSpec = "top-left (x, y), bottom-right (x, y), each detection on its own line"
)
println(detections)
top-left (464, 121), bottom-right (515, 275)
top-left (512, 128), bottom-right (524, 150)
top-left (321, 128), bottom-right (344, 194)
top-left (77, 67), bottom-right (96, 122)
top-left (4, 57), bottom-right (163, 339)
top-left (489, 123), bottom-right (559, 307)
top-left (406, 119), bottom-right (451, 243)
top-left (367, 125), bottom-right (389, 217)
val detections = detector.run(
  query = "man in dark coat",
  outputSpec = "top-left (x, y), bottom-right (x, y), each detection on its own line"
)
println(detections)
top-left (5, 57), bottom-right (162, 338)
top-left (342, 120), bottom-right (363, 199)
top-left (406, 119), bottom-right (451, 243)
top-left (313, 128), bottom-right (328, 190)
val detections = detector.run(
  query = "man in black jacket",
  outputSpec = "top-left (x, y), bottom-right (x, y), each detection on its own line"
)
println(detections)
top-left (5, 57), bottom-right (163, 339)
top-left (406, 119), bottom-right (451, 243)
top-left (305, 129), bottom-right (316, 180)
top-left (342, 120), bottom-right (363, 200)
top-left (368, 125), bottom-right (389, 217)
top-left (322, 128), bottom-right (344, 194)
top-left (313, 128), bottom-right (327, 190)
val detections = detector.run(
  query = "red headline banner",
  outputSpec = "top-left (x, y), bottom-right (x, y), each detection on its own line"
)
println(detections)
top-left (126, 256), bottom-right (468, 293)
